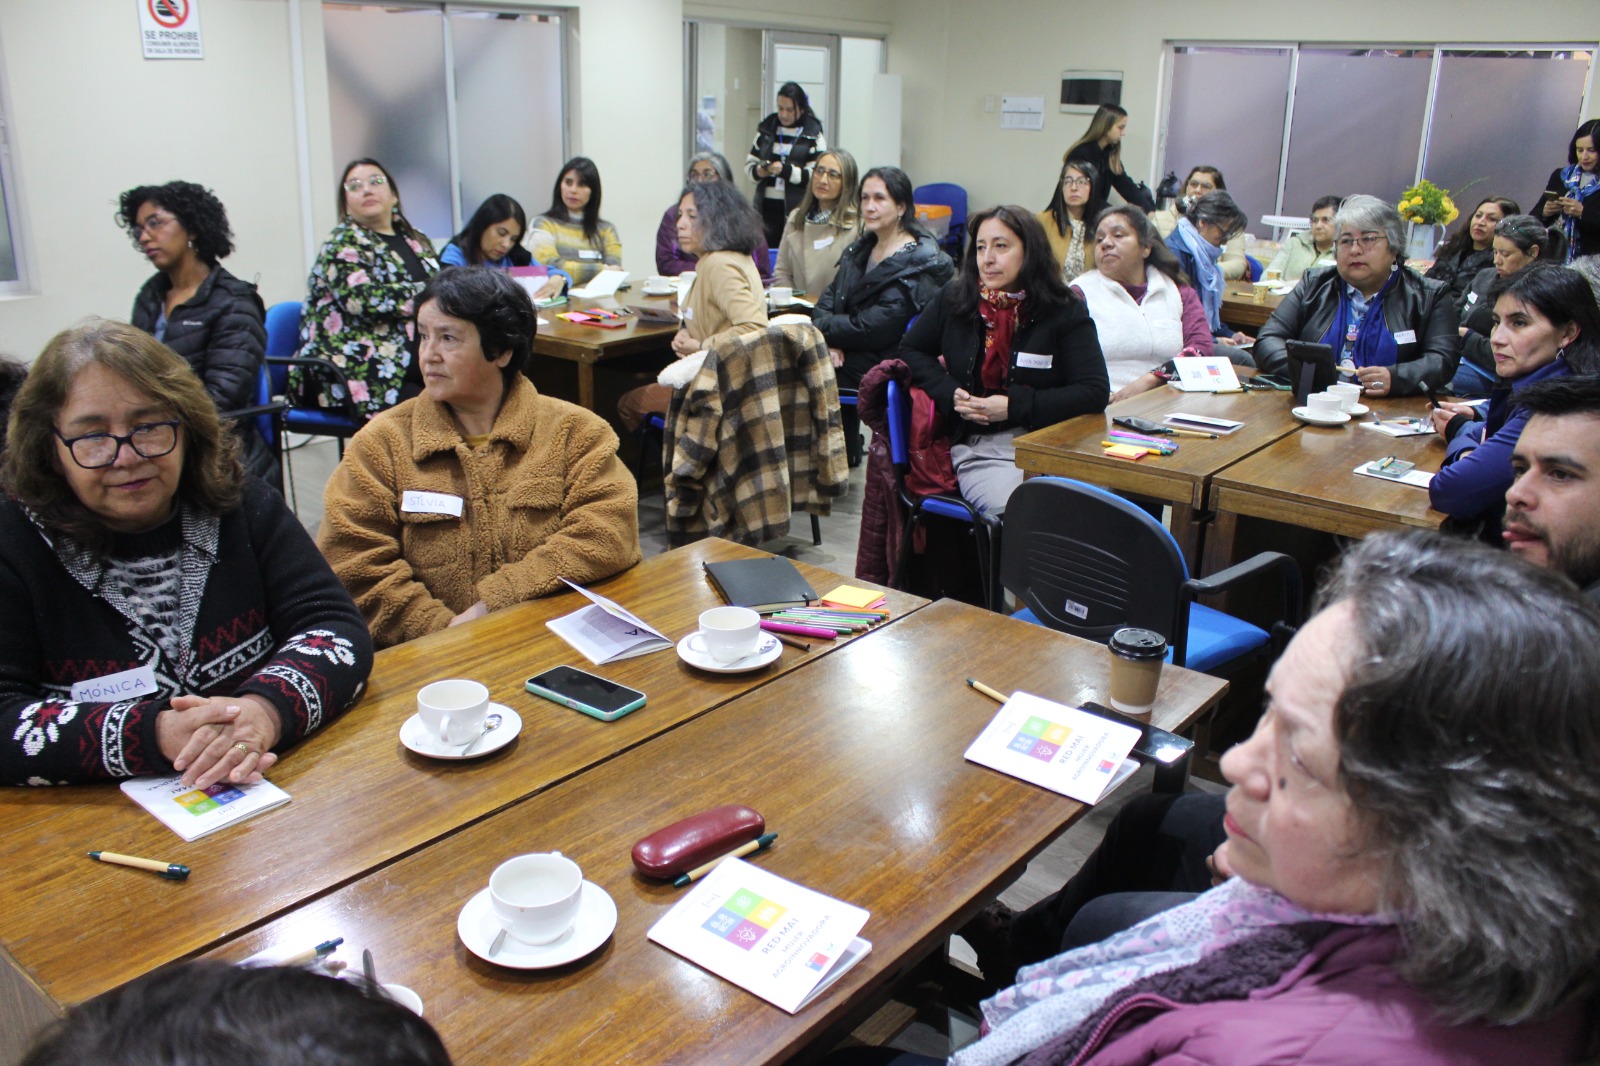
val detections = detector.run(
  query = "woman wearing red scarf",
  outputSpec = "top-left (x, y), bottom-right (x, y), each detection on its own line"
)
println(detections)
top-left (902, 206), bottom-right (1109, 514)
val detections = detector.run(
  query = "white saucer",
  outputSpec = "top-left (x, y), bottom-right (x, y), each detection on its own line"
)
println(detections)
top-left (400, 704), bottom-right (521, 760)
top-left (1292, 406), bottom-right (1351, 426)
top-left (642, 285), bottom-right (674, 296)
top-left (676, 632), bottom-right (783, 673)
top-left (1346, 403), bottom-right (1370, 416)
top-left (457, 882), bottom-right (617, 969)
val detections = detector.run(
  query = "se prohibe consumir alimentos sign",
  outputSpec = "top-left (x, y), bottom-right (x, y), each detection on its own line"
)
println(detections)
top-left (138, 0), bottom-right (204, 60)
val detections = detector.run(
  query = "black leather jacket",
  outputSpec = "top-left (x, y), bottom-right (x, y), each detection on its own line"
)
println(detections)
top-left (1255, 266), bottom-right (1461, 395)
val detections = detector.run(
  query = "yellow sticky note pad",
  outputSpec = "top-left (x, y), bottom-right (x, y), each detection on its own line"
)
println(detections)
top-left (1102, 443), bottom-right (1150, 461)
top-left (820, 584), bottom-right (886, 609)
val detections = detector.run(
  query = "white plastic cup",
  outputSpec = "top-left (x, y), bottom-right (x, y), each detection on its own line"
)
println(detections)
top-left (688, 606), bottom-right (762, 663)
top-left (489, 852), bottom-right (584, 945)
top-left (417, 679), bottom-right (489, 745)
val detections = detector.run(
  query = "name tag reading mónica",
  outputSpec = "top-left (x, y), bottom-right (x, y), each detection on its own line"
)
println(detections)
top-left (401, 490), bottom-right (465, 517)
top-left (1017, 352), bottom-right (1054, 369)
top-left (1394, 330), bottom-right (1417, 344)
top-left (71, 664), bottom-right (158, 703)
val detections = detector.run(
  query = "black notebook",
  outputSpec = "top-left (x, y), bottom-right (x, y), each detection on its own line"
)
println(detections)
top-left (703, 557), bottom-right (817, 613)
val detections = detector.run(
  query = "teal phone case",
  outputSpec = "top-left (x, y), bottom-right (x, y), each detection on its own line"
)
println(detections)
top-left (525, 679), bottom-right (645, 722)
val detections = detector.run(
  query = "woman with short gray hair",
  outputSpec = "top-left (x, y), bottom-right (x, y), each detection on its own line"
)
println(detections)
top-left (1452, 213), bottom-right (1553, 395)
top-left (1256, 193), bottom-right (1461, 396)
top-left (936, 530), bottom-right (1600, 1066)
top-left (619, 180), bottom-right (769, 431)
top-left (655, 152), bottom-right (771, 280)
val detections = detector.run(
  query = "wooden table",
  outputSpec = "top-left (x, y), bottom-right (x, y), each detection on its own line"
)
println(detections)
top-left (0, 541), bottom-right (924, 1060)
top-left (1013, 379), bottom-right (1304, 569)
top-left (1204, 396), bottom-right (1446, 569)
top-left (535, 291), bottom-right (679, 411)
top-left (207, 599), bottom-right (1228, 1065)
top-left (1220, 279), bottom-right (1282, 332)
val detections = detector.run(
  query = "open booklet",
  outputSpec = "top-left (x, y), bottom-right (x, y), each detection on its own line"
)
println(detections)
top-left (964, 691), bottom-right (1142, 804)
top-left (569, 269), bottom-right (629, 300)
top-left (545, 577), bottom-right (672, 664)
top-left (648, 856), bottom-right (871, 1014)
top-left (121, 775), bottom-right (290, 842)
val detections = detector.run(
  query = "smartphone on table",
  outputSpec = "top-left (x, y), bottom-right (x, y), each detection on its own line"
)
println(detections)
top-left (526, 666), bottom-right (646, 722)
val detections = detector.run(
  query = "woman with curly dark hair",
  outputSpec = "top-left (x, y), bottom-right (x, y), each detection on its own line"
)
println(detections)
top-left (0, 320), bottom-right (371, 787)
top-left (117, 180), bottom-right (275, 483)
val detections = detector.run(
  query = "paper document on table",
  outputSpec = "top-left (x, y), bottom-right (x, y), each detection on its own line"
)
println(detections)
top-left (1359, 418), bottom-right (1433, 438)
top-left (121, 776), bottom-right (290, 842)
top-left (545, 577), bottom-right (672, 664)
top-left (1352, 462), bottom-right (1433, 489)
top-left (647, 857), bottom-right (871, 1013)
top-left (568, 269), bottom-right (629, 300)
top-left (1170, 356), bottom-right (1243, 393)
top-left (964, 691), bottom-right (1142, 804)
top-left (1164, 412), bottom-right (1244, 434)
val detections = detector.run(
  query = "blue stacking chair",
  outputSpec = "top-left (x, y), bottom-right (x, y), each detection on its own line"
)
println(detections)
top-left (217, 360), bottom-right (287, 494)
top-left (262, 301), bottom-right (361, 455)
top-left (912, 182), bottom-right (968, 256)
top-left (885, 377), bottom-right (998, 609)
top-left (1000, 477), bottom-right (1300, 673)
top-left (1245, 255), bottom-right (1264, 281)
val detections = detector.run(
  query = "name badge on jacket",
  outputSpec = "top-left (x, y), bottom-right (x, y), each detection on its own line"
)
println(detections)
top-left (402, 490), bottom-right (465, 517)
top-left (1017, 352), bottom-right (1054, 370)
top-left (71, 664), bottom-right (158, 703)
top-left (813, 235), bottom-right (835, 251)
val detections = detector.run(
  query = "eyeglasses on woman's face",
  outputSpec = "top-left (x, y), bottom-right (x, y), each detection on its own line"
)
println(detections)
top-left (1335, 233), bottom-right (1387, 254)
top-left (344, 174), bottom-right (389, 193)
top-left (1061, 176), bottom-right (1092, 189)
top-left (53, 421), bottom-right (181, 469)
top-left (130, 213), bottom-right (176, 238)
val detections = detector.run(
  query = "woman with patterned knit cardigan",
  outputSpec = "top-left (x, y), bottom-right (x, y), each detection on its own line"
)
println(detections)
top-left (0, 322), bottom-right (372, 788)
top-left (319, 268), bottom-right (640, 648)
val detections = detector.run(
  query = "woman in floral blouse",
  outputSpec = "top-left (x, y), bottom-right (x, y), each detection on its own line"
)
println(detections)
top-left (294, 158), bottom-right (440, 421)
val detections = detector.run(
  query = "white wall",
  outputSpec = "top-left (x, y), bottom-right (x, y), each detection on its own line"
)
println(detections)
top-left (888, 0), bottom-right (1600, 221)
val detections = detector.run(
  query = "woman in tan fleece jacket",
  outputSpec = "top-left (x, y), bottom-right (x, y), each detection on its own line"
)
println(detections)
top-left (319, 267), bottom-right (640, 648)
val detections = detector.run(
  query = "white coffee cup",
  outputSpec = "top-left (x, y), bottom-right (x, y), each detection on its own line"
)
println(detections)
top-left (417, 679), bottom-right (489, 745)
top-left (688, 605), bottom-right (762, 664)
top-left (644, 274), bottom-right (672, 294)
top-left (1327, 382), bottom-right (1363, 412)
top-left (769, 285), bottom-right (794, 305)
top-left (489, 852), bottom-right (584, 945)
top-left (1307, 392), bottom-right (1343, 419)
top-left (382, 983), bottom-right (424, 1016)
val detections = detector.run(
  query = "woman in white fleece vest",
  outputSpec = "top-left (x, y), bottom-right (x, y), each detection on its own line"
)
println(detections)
top-left (1071, 205), bottom-right (1215, 401)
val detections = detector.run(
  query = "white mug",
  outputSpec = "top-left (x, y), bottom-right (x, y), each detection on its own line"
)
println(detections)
top-left (1307, 392), bottom-right (1343, 419)
top-left (417, 679), bottom-right (489, 745)
top-left (644, 274), bottom-right (673, 294)
top-left (1327, 382), bottom-right (1363, 412)
top-left (490, 852), bottom-right (584, 945)
top-left (769, 286), bottom-right (794, 305)
top-left (688, 606), bottom-right (762, 663)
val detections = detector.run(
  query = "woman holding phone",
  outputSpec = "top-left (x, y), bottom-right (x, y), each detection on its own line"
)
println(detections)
top-left (1533, 120), bottom-right (1599, 261)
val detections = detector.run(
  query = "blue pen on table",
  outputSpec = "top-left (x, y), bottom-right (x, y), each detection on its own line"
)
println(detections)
top-left (673, 833), bottom-right (778, 887)
top-left (88, 850), bottom-right (190, 880)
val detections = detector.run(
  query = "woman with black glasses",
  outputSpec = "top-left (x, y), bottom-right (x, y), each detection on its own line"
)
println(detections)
top-left (0, 321), bottom-right (372, 787)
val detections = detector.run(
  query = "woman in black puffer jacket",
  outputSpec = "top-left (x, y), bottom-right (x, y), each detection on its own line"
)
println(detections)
top-left (119, 180), bottom-right (276, 487)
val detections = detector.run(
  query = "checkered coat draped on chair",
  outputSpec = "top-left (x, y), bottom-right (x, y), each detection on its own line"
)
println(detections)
top-left (663, 323), bottom-right (848, 545)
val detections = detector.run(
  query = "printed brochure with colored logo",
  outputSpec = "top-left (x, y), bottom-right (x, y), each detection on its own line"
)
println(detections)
top-left (964, 691), bottom-right (1142, 804)
top-left (120, 775), bottom-right (290, 842)
top-left (647, 857), bottom-right (871, 1013)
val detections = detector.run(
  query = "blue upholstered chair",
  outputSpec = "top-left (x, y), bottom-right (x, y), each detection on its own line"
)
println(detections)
top-left (1000, 476), bottom-right (1300, 673)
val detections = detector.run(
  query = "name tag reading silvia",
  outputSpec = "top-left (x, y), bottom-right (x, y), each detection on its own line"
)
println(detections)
top-left (71, 664), bottom-right (158, 703)
top-left (1017, 352), bottom-right (1054, 369)
top-left (402, 490), bottom-right (465, 517)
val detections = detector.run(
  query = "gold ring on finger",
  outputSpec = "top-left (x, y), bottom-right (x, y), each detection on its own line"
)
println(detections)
top-left (233, 742), bottom-right (253, 754)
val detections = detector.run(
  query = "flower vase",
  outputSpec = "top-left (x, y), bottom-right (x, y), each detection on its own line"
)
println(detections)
top-left (1406, 222), bottom-right (1443, 263)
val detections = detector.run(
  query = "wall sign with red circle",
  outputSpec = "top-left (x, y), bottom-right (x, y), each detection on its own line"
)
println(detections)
top-left (137, 0), bottom-right (204, 60)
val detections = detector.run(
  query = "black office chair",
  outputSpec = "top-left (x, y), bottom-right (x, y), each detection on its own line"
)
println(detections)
top-left (1000, 476), bottom-right (1301, 673)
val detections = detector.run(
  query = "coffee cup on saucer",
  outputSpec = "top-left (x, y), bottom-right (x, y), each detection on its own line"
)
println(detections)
top-left (686, 606), bottom-right (762, 664)
top-left (417, 679), bottom-right (489, 746)
top-left (1307, 392), bottom-right (1344, 419)
top-left (490, 852), bottom-right (585, 945)
top-left (1327, 382), bottom-right (1363, 412)
top-left (768, 285), bottom-right (794, 306)
top-left (643, 274), bottom-right (673, 295)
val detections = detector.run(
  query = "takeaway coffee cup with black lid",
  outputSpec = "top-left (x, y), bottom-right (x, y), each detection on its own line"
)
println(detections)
top-left (1108, 627), bottom-right (1168, 720)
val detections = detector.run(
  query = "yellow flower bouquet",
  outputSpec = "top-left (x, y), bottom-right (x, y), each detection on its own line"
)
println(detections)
top-left (1397, 180), bottom-right (1459, 226)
